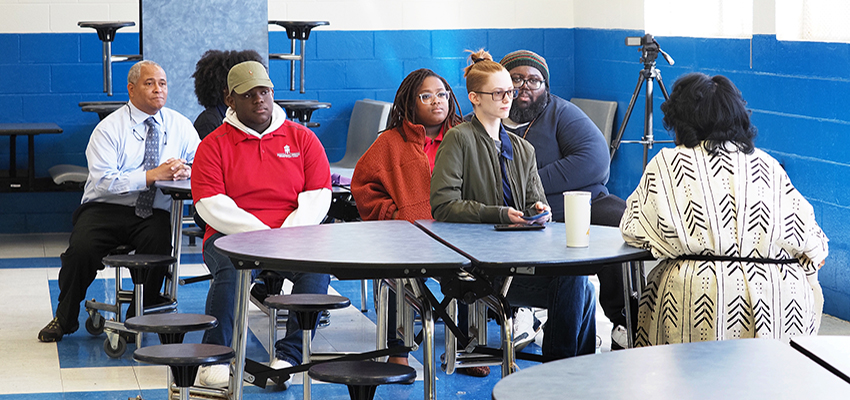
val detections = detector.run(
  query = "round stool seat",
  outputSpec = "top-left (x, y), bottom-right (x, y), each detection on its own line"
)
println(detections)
top-left (309, 361), bottom-right (416, 400)
top-left (102, 254), bottom-right (176, 268)
top-left (134, 343), bottom-right (234, 366)
top-left (309, 361), bottom-right (415, 386)
top-left (102, 254), bottom-right (176, 284)
top-left (274, 100), bottom-right (331, 126)
top-left (268, 20), bottom-right (329, 40)
top-left (134, 344), bottom-right (234, 388)
top-left (77, 21), bottom-right (135, 42)
top-left (125, 314), bottom-right (217, 344)
top-left (264, 293), bottom-right (350, 312)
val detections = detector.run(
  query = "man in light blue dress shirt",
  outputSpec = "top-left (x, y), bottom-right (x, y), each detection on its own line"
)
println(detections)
top-left (39, 60), bottom-right (200, 342)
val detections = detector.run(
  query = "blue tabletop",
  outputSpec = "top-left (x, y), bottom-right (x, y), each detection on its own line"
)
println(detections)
top-left (493, 339), bottom-right (850, 399)
top-left (214, 220), bottom-right (471, 280)
top-left (415, 220), bottom-right (652, 276)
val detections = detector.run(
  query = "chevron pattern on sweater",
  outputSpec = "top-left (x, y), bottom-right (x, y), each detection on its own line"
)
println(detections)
top-left (750, 157), bottom-right (771, 186)
top-left (671, 152), bottom-right (697, 186)
top-left (726, 295), bottom-right (752, 331)
top-left (784, 300), bottom-right (804, 335)
top-left (709, 151), bottom-right (734, 176)
top-left (746, 201), bottom-right (770, 234)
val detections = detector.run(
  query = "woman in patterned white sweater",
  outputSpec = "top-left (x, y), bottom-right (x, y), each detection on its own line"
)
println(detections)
top-left (620, 73), bottom-right (828, 346)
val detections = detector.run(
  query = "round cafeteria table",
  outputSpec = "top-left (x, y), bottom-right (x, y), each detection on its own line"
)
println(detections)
top-left (492, 339), bottom-right (850, 400)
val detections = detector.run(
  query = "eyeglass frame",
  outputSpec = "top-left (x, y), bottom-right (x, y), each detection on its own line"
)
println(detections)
top-left (511, 76), bottom-right (546, 90)
top-left (473, 88), bottom-right (519, 101)
top-left (417, 91), bottom-right (451, 104)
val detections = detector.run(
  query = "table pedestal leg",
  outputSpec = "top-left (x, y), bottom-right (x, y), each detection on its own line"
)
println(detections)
top-left (376, 281), bottom-right (389, 355)
top-left (230, 269), bottom-right (251, 400)
top-left (167, 198), bottom-right (184, 300)
top-left (27, 135), bottom-right (34, 189)
top-left (408, 279), bottom-right (436, 400)
top-left (9, 135), bottom-right (16, 181)
top-left (622, 261), bottom-right (645, 348)
top-left (479, 294), bottom-right (515, 377)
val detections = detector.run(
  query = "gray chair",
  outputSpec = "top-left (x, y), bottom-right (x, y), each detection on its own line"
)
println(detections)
top-left (328, 99), bottom-right (391, 314)
top-left (48, 164), bottom-right (88, 186)
top-left (569, 98), bottom-right (618, 154)
top-left (330, 99), bottom-right (392, 169)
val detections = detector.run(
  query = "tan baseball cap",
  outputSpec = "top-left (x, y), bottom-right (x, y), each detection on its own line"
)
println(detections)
top-left (227, 61), bottom-right (274, 94)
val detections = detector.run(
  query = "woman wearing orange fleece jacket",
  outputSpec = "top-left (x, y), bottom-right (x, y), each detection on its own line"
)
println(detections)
top-left (351, 68), bottom-right (494, 377)
top-left (352, 68), bottom-right (463, 222)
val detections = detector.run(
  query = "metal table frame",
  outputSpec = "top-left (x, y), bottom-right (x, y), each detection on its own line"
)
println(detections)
top-left (215, 220), bottom-right (653, 400)
top-left (214, 220), bottom-right (471, 400)
top-left (413, 220), bottom-right (652, 376)
top-left (154, 179), bottom-right (192, 302)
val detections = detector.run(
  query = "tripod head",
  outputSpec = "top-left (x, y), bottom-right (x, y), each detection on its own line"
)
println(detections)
top-left (611, 33), bottom-right (676, 168)
top-left (625, 34), bottom-right (675, 70)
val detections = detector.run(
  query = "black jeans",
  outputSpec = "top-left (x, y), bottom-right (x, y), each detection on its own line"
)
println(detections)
top-left (55, 203), bottom-right (171, 328)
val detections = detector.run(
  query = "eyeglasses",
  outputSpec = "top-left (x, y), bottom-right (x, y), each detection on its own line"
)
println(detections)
top-left (418, 91), bottom-right (451, 104)
top-left (474, 89), bottom-right (519, 101)
top-left (512, 76), bottom-right (545, 90)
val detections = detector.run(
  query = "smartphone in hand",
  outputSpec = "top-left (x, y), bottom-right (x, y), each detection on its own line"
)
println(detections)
top-left (521, 210), bottom-right (550, 222)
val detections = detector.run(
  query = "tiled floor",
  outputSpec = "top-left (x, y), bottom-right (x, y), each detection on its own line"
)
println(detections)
top-left (1, 232), bottom-right (849, 400)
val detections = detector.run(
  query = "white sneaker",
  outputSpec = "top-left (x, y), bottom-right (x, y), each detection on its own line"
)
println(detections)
top-left (197, 364), bottom-right (230, 388)
top-left (512, 307), bottom-right (537, 350)
top-left (269, 358), bottom-right (293, 389)
top-left (611, 325), bottom-right (629, 350)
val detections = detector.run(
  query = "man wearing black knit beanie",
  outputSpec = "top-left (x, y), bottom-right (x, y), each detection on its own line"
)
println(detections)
top-left (500, 50), bottom-right (633, 351)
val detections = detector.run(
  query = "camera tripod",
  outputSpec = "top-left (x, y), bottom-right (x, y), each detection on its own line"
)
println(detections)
top-left (610, 34), bottom-right (675, 170)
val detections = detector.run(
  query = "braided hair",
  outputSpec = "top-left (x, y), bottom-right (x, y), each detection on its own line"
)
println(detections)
top-left (386, 68), bottom-right (463, 140)
top-left (192, 49), bottom-right (264, 109)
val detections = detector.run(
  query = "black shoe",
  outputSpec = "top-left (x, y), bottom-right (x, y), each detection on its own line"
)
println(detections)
top-left (38, 317), bottom-right (78, 342)
top-left (250, 283), bottom-right (271, 314)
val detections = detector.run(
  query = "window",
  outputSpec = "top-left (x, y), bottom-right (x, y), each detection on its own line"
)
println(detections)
top-left (776, 0), bottom-right (850, 43)
top-left (645, 0), bottom-right (753, 39)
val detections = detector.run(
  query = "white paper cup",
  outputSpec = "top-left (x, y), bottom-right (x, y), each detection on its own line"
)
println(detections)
top-left (563, 191), bottom-right (591, 247)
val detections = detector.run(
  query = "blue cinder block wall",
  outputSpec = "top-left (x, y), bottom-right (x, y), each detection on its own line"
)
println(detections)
top-left (1, 27), bottom-right (848, 321)
top-left (268, 28), bottom-right (575, 156)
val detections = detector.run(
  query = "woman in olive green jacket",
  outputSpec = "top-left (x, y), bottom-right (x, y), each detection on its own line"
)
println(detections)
top-left (430, 49), bottom-right (549, 223)
top-left (430, 49), bottom-right (597, 360)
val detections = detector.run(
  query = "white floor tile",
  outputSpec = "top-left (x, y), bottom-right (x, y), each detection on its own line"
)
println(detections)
top-left (42, 233), bottom-right (70, 257)
top-left (60, 366), bottom-right (142, 392)
top-left (0, 234), bottom-right (46, 258)
top-left (820, 314), bottom-right (850, 335)
top-left (134, 365), bottom-right (169, 390)
top-left (0, 341), bottom-right (62, 394)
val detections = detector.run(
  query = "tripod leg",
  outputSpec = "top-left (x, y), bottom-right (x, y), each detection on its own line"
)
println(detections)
top-left (643, 75), bottom-right (654, 170)
top-left (610, 72), bottom-right (647, 159)
top-left (655, 70), bottom-right (670, 101)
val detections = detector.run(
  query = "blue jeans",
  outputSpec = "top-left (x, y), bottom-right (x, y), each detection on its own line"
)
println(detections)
top-left (503, 275), bottom-right (596, 360)
top-left (202, 232), bottom-right (330, 366)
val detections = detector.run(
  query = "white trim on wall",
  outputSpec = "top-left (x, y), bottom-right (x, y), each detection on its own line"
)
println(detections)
top-left (0, 0), bottom-right (783, 34)
top-left (2, 0), bottom-right (583, 33)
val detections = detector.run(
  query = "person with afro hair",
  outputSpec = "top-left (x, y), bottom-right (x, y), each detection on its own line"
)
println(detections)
top-left (192, 49), bottom-right (264, 139)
